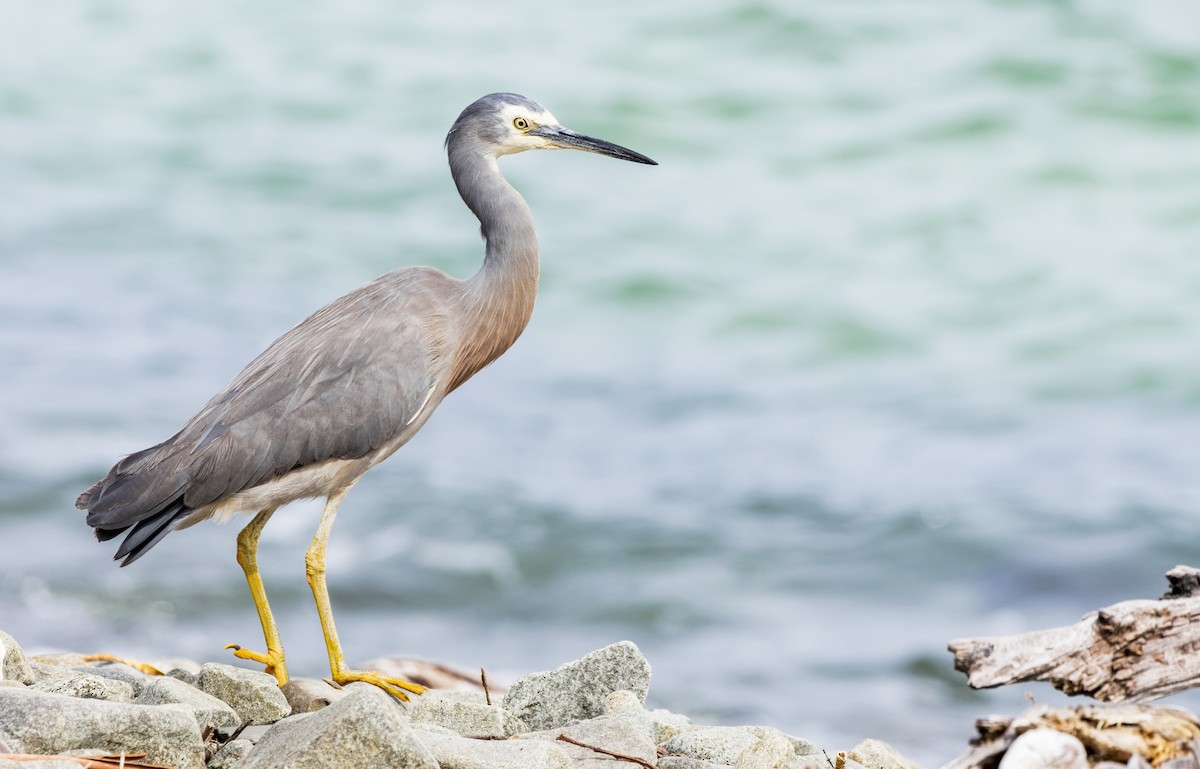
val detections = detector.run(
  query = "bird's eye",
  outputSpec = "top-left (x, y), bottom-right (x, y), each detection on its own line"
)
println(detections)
top-left (513, 117), bottom-right (529, 130)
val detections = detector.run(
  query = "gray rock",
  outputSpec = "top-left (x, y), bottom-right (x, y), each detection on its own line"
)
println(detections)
top-left (415, 730), bottom-right (571, 769)
top-left (31, 672), bottom-right (135, 702)
top-left (848, 738), bottom-right (921, 769)
top-left (197, 662), bottom-right (290, 725)
top-left (501, 641), bottom-right (652, 731)
top-left (659, 759), bottom-right (733, 769)
top-left (136, 675), bottom-right (240, 730)
top-left (549, 714), bottom-right (658, 768)
top-left (281, 677), bottom-right (351, 713)
top-left (0, 631), bottom-right (35, 685)
top-left (73, 662), bottom-right (153, 695)
top-left (663, 726), bottom-right (760, 764)
top-left (648, 708), bottom-right (694, 744)
top-left (0, 759), bottom-right (81, 769)
top-left (30, 653), bottom-right (92, 669)
top-left (604, 689), bottom-right (644, 716)
top-left (209, 738), bottom-right (254, 769)
top-left (239, 686), bottom-right (437, 769)
top-left (735, 726), bottom-right (802, 769)
top-left (410, 691), bottom-right (524, 737)
top-left (0, 687), bottom-right (205, 769)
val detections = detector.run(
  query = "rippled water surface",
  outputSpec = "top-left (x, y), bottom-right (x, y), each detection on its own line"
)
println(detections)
top-left (3, 1), bottom-right (1200, 763)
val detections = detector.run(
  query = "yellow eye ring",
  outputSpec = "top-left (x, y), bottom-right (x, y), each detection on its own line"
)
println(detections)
top-left (513, 117), bottom-right (529, 130)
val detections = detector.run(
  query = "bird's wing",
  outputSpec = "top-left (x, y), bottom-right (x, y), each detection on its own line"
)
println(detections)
top-left (82, 268), bottom-right (458, 524)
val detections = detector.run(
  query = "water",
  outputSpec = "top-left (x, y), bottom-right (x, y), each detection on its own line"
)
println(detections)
top-left (3, 0), bottom-right (1200, 763)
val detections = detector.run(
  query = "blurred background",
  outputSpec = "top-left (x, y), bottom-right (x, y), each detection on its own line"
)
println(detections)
top-left (3, 0), bottom-right (1200, 763)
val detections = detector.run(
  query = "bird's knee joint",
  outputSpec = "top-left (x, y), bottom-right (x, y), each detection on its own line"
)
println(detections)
top-left (236, 542), bottom-right (257, 569)
top-left (304, 548), bottom-right (326, 580)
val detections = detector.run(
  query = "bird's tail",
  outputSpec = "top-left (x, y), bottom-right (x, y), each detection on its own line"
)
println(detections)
top-left (78, 442), bottom-right (195, 567)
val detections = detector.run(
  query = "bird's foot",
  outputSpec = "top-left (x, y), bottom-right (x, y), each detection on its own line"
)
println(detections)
top-left (225, 643), bottom-right (289, 686)
top-left (331, 667), bottom-right (426, 701)
top-left (82, 653), bottom-right (163, 676)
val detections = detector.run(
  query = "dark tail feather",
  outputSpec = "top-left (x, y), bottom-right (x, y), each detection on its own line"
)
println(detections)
top-left (94, 525), bottom-right (130, 542)
top-left (112, 501), bottom-right (191, 567)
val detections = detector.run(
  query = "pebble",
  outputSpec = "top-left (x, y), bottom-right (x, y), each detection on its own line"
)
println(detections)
top-left (238, 686), bottom-right (437, 769)
top-left (280, 676), bottom-right (351, 713)
top-left (0, 628), bottom-right (918, 769)
top-left (501, 640), bottom-right (652, 730)
top-left (196, 661), bottom-right (291, 725)
top-left (663, 725), bottom-right (762, 764)
top-left (137, 675), bottom-right (241, 730)
top-left (415, 729), bottom-right (571, 769)
top-left (0, 631), bottom-right (36, 684)
top-left (849, 738), bottom-right (920, 769)
top-left (0, 687), bottom-right (205, 769)
top-left (31, 672), bottom-right (135, 703)
top-left (409, 689), bottom-right (523, 737)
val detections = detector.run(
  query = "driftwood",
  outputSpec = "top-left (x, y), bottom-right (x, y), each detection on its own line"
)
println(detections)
top-left (941, 703), bottom-right (1200, 769)
top-left (949, 565), bottom-right (1200, 702)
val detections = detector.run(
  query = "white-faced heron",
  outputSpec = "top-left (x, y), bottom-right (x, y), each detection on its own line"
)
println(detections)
top-left (77, 93), bottom-right (656, 699)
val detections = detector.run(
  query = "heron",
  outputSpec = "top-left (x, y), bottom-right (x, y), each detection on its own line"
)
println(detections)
top-left (77, 93), bottom-right (656, 700)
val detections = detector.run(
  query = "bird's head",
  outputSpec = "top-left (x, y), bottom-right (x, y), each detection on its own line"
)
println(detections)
top-left (447, 92), bottom-right (656, 165)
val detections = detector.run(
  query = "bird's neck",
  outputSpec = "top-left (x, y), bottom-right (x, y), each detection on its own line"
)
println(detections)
top-left (446, 147), bottom-right (540, 391)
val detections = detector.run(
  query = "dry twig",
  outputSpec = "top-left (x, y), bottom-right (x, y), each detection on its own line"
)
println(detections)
top-left (556, 734), bottom-right (656, 768)
top-left (0, 752), bottom-right (175, 769)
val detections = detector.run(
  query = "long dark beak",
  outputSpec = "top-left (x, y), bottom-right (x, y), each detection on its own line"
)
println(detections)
top-left (531, 125), bottom-right (657, 165)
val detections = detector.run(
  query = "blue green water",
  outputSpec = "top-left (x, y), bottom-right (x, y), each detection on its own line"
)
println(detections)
top-left (3, 0), bottom-right (1200, 763)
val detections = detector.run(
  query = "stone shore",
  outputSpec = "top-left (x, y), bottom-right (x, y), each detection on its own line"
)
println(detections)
top-left (0, 630), bottom-right (917, 769)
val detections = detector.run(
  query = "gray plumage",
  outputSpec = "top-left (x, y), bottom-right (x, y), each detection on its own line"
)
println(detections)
top-left (78, 92), bottom-right (656, 567)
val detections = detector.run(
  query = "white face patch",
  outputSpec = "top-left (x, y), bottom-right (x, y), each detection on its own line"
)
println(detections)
top-left (494, 103), bottom-right (561, 156)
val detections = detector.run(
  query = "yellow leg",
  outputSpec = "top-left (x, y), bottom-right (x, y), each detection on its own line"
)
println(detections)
top-left (306, 488), bottom-right (426, 701)
top-left (225, 508), bottom-right (289, 685)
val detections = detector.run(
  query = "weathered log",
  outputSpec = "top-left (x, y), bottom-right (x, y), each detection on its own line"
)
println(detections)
top-left (949, 566), bottom-right (1200, 702)
top-left (940, 703), bottom-right (1200, 769)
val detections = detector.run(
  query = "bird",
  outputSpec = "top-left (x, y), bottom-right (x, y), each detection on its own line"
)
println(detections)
top-left (77, 93), bottom-right (656, 700)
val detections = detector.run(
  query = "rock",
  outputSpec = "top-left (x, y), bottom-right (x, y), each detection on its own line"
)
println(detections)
top-left (848, 738), bottom-right (920, 769)
top-left (0, 687), bottom-right (205, 769)
top-left (74, 662), bottom-right (153, 695)
top-left (792, 757), bottom-right (869, 769)
top-left (209, 738), bottom-right (254, 769)
top-left (30, 653), bottom-right (92, 669)
top-left (997, 729), bottom-right (1088, 769)
top-left (663, 726), bottom-right (760, 764)
top-left (736, 726), bottom-right (804, 769)
top-left (409, 690), bottom-right (524, 737)
top-left (604, 689), bottom-right (645, 716)
top-left (155, 657), bottom-right (202, 678)
top-left (197, 662), bottom-right (290, 725)
top-left (659, 759), bottom-right (733, 769)
top-left (649, 708), bottom-right (694, 744)
top-left (0, 631), bottom-right (35, 685)
top-left (31, 672), bottom-right (135, 702)
top-left (0, 759), bottom-right (81, 769)
top-left (136, 675), bottom-right (240, 730)
top-left (501, 641), bottom-right (652, 731)
top-left (552, 713), bottom-right (658, 767)
top-left (281, 677), bottom-right (351, 713)
top-left (238, 686), bottom-right (437, 769)
top-left (415, 729), bottom-right (570, 769)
